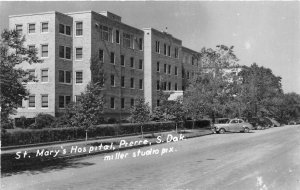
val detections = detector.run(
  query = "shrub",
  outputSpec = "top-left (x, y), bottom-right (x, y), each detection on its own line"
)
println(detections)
top-left (107, 118), bottom-right (117, 124)
top-left (1, 119), bottom-right (14, 129)
top-left (33, 113), bottom-right (55, 129)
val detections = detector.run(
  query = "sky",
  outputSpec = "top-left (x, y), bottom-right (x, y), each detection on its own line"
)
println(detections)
top-left (0, 1), bottom-right (299, 94)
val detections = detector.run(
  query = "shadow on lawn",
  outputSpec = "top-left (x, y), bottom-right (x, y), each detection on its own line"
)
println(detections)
top-left (1, 153), bottom-right (95, 177)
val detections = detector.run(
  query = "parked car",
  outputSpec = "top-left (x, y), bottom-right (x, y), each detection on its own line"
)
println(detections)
top-left (265, 117), bottom-right (280, 127)
top-left (212, 118), bottom-right (253, 134)
top-left (215, 118), bottom-right (230, 124)
top-left (248, 117), bottom-right (270, 130)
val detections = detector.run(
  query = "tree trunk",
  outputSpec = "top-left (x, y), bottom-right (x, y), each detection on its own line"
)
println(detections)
top-left (141, 125), bottom-right (144, 138)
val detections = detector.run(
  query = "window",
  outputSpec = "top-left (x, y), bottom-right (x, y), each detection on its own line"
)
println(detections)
top-left (138, 59), bottom-right (143, 70)
top-left (66, 71), bottom-right (71, 83)
top-left (59, 70), bottom-right (64, 83)
top-left (157, 62), bottom-right (160, 72)
top-left (110, 52), bottom-right (115, 64)
top-left (76, 22), bottom-right (83, 36)
top-left (130, 98), bottom-right (134, 107)
top-left (168, 65), bottom-right (171, 74)
top-left (41, 95), bottom-right (48, 108)
top-left (75, 95), bottom-right (81, 103)
top-left (28, 24), bottom-right (35, 33)
top-left (59, 70), bottom-right (71, 84)
top-left (121, 98), bottom-right (125, 109)
top-left (175, 48), bottom-right (179, 58)
top-left (130, 57), bottom-right (134, 68)
top-left (116, 30), bottom-right (120, 44)
top-left (123, 33), bottom-right (133, 49)
top-left (28, 69), bottom-right (35, 82)
top-left (121, 76), bottom-right (125, 87)
top-left (175, 83), bottom-right (178, 90)
top-left (139, 79), bottom-right (143, 90)
top-left (130, 78), bottom-right (134, 88)
top-left (66, 26), bottom-right (71, 35)
top-left (75, 48), bottom-right (82, 60)
top-left (59, 96), bottom-right (64, 108)
top-left (16, 24), bottom-right (22, 35)
top-left (163, 82), bottom-right (167, 90)
top-left (157, 100), bottom-right (160, 106)
top-left (168, 45), bottom-right (171, 56)
top-left (120, 55), bottom-right (125, 66)
top-left (139, 38), bottom-right (143, 50)
top-left (111, 74), bottom-right (115, 86)
top-left (100, 25), bottom-right (113, 42)
top-left (76, 71), bottom-right (83, 84)
top-left (155, 41), bottom-right (160, 53)
top-left (157, 80), bottom-right (160, 90)
top-left (164, 44), bottom-right (167, 55)
top-left (59, 24), bottom-right (65, 34)
top-left (41, 22), bottom-right (48, 33)
top-left (59, 46), bottom-right (71, 59)
top-left (66, 47), bottom-right (71, 59)
top-left (41, 69), bottom-right (48, 82)
top-left (41, 44), bottom-right (48, 57)
top-left (29, 95), bottom-right (35, 107)
top-left (59, 96), bottom-right (71, 108)
top-left (28, 45), bottom-right (35, 51)
top-left (99, 49), bottom-right (104, 62)
top-left (164, 64), bottom-right (167, 73)
top-left (168, 82), bottom-right (171, 90)
top-left (59, 46), bottom-right (65, 58)
top-left (110, 97), bottom-right (115, 109)
top-left (192, 57), bottom-right (195, 65)
top-left (175, 66), bottom-right (178, 75)
top-left (187, 71), bottom-right (190, 79)
top-left (66, 96), bottom-right (71, 105)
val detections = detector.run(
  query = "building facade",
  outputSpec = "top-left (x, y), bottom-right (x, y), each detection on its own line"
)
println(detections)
top-left (9, 10), bottom-right (201, 121)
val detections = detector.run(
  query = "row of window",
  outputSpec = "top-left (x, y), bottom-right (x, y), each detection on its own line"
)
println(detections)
top-left (100, 50), bottom-right (143, 69)
top-left (155, 41), bottom-right (179, 58)
top-left (27, 69), bottom-right (48, 82)
top-left (16, 22), bottom-right (49, 35)
top-left (16, 22), bottom-right (143, 51)
top-left (111, 75), bottom-right (143, 89)
top-left (156, 62), bottom-right (178, 75)
top-left (156, 81), bottom-right (179, 91)
top-left (111, 97), bottom-right (136, 109)
top-left (96, 24), bottom-right (143, 50)
top-left (27, 95), bottom-right (49, 108)
top-left (15, 22), bottom-right (77, 36)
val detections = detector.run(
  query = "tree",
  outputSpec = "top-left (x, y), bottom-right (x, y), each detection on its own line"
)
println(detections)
top-left (184, 45), bottom-right (240, 123)
top-left (238, 63), bottom-right (283, 119)
top-left (277, 92), bottom-right (300, 123)
top-left (59, 56), bottom-right (105, 140)
top-left (0, 29), bottom-right (42, 121)
top-left (130, 98), bottom-right (151, 138)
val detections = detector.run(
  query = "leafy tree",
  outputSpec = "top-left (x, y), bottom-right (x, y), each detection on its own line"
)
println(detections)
top-left (184, 45), bottom-right (240, 123)
top-left (58, 56), bottom-right (105, 141)
top-left (0, 29), bottom-right (42, 121)
top-left (238, 63), bottom-right (283, 119)
top-left (130, 98), bottom-right (151, 137)
top-left (277, 93), bottom-right (300, 123)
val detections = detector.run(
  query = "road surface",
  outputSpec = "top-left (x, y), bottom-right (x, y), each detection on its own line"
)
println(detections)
top-left (2, 125), bottom-right (300, 190)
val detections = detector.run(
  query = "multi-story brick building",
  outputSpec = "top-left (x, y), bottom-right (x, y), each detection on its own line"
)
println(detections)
top-left (8, 10), bottom-right (201, 121)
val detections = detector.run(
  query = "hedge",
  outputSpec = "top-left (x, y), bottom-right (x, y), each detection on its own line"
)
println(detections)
top-left (1, 120), bottom-right (211, 147)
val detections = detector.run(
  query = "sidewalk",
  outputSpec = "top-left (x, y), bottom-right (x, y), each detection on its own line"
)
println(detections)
top-left (2, 128), bottom-right (212, 156)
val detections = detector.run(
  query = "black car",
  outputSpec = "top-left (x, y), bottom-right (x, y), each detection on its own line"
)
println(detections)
top-left (247, 117), bottom-right (270, 130)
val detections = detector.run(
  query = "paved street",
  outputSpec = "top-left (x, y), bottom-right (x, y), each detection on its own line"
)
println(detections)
top-left (2, 125), bottom-right (300, 190)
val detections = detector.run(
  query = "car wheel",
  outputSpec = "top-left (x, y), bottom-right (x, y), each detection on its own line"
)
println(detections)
top-left (244, 127), bottom-right (250, 133)
top-left (219, 128), bottom-right (225, 134)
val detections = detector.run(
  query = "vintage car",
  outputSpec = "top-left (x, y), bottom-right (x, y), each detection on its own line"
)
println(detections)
top-left (212, 118), bottom-right (253, 134)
